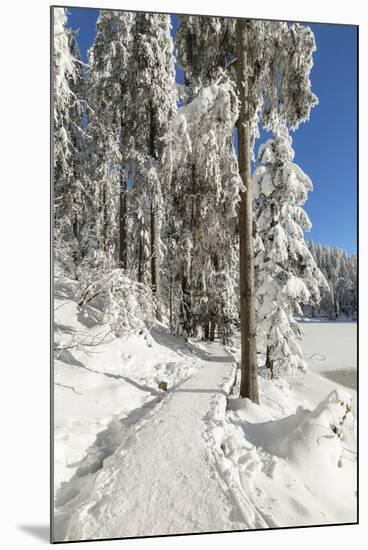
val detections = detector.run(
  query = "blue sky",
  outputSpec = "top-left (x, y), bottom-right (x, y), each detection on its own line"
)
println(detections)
top-left (65, 8), bottom-right (357, 255)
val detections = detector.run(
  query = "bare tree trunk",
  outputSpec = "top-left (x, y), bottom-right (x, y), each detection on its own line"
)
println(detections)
top-left (169, 277), bottom-right (173, 330)
top-left (236, 19), bottom-right (259, 403)
top-left (119, 177), bottom-right (127, 270)
top-left (138, 220), bottom-right (143, 284)
top-left (151, 203), bottom-right (162, 321)
top-left (148, 100), bottom-right (162, 323)
top-left (181, 274), bottom-right (191, 338)
top-left (102, 183), bottom-right (109, 257)
top-left (204, 322), bottom-right (210, 341)
top-left (265, 345), bottom-right (274, 380)
top-left (72, 194), bottom-right (80, 277)
top-left (210, 318), bottom-right (215, 341)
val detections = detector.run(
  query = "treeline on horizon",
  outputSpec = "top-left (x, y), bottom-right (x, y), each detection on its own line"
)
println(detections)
top-left (305, 242), bottom-right (357, 320)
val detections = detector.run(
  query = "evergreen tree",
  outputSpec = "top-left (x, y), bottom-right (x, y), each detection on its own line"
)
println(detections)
top-left (127, 13), bottom-right (177, 321)
top-left (176, 16), bottom-right (236, 93)
top-left (253, 125), bottom-right (327, 377)
top-left (168, 80), bottom-right (240, 339)
top-left (175, 17), bottom-right (241, 340)
top-left (176, 16), bottom-right (318, 401)
top-left (87, 10), bottom-right (134, 269)
top-left (53, 8), bottom-right (86, 276)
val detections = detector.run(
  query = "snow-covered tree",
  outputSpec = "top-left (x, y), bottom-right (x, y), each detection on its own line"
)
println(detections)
top-left (53, 8), bottom-right (86, 276)
top-left (86, 10), bottom-right (134, 269)
top-left (175, 19), bottom-right (243, 340)
top-left (127, 13), bottom-right (177, 320)
top-left (178, 18), bottom-right (318, 150)
top-left (253, 125), bottom-right (327, 377)
top-left (176, 16), bottom-right (319, 400)
top-left (176, 16), bottom-right (236, 94)
top-left (78, 10), bottom-right (177, 324)
top-left (168, 80), bottom-right (241, 338)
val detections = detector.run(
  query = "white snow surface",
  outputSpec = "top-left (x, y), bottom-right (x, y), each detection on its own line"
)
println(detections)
top-left (55, 342), bottom-right (238, 541)
top-left (54, 283), bottom-right (198, 493)
top-left (292, 320), bottom-right (357, 411)
top-left (54, 286), bottom-right (357, 541)
top-left (223, 321), bottom-right (356, 529)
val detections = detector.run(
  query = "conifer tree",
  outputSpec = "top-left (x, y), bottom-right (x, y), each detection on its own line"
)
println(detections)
top-left (53, 8), bottom-right (86, 276)
top-left (175, 17), bottom-right (240, 340)
top-left (127, 13), bottom-right (176, 320)
top-left (87, 10), bottom-right (134, 269)
top-left (253, 125), bottom-right (327, 377)
top-left (177, 16), bottom-right (318, 401)
top-left (168, 79), bottom-right (241, 339)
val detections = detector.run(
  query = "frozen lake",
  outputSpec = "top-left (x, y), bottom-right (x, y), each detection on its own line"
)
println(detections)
top-left (292, 320), bottom-right (357, 411)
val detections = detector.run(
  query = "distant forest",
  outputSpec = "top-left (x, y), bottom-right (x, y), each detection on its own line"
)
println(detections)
top-left (305, 242), bottom-right (357, 319)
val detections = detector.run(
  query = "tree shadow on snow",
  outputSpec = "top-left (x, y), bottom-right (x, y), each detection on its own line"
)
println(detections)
top-left (229, 406), bottom-right (308, 449)
top-left (175, 388), bottom-right (229, 397)
top-left (55, 395), bottom-right (163, 509)
top-left (150, 326), bottom-right (234, 364)
top-left (102, 372), bottom-right (161, 396)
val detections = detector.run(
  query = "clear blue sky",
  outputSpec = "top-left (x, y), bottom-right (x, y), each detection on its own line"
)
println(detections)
top-left (65, 8), bottom-right (357, 256)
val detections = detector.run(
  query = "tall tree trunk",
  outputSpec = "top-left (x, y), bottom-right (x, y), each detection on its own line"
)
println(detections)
top-left (236, 19), bottom-right (259, 403)
top-left (119, 177), bottom-right (127, 270)
top-left (181, 273), bottom-right (191, 337)
top-left (102, 183), bottom-right (109, 257)
top-left (265, 345), bottom-right (274, 380)
top-left (148, 101), bottom-right (162, 322)
top-left (204, 321), bottom-right (210, 341)
top-left (151, 203), bottom-right (162, 321)
top-left (72, 192), bottom-right (79, 276)
top-left (138, 220), bottom-right (143, 284)
top-left (210, 317), bottom-right (216, 341)
top-left (169, 277), bottom-right (173, 330)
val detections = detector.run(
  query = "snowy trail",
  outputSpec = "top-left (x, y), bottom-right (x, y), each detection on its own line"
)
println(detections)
top-left (54, 342), bottom-right (249, 541)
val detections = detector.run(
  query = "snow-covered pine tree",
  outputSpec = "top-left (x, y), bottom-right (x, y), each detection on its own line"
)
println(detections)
top-left (174, 17), bottom-right (240, 340)
top-left (176, 16), bottom-right (236, 94)
top-left (168, 78), bottom-right (241, 339)
top-left (176, 16), bottom-right (318, 401)
top-left (67, 29), bottom-right (89, 268)
top-left (53, 8), bottom-right (86, 276)
top-left (253, 124), bottom-right (327, 377)
top-left (236, 19), bottom-right (320, 400)
top-left (127, 13), bottom-right (177, 321)
top-left (87, 10), bottom-right (134, 269)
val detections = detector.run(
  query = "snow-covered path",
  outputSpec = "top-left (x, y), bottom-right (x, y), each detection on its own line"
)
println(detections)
top-left (54, 342), bottom-right (245, 541)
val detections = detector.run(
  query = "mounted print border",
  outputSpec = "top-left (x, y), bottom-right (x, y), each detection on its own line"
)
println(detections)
top-left (51, 4), bottom-right (358, 543)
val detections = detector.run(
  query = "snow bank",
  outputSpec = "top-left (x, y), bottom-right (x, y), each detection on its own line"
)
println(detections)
top-left (268, 389), bottom-right (354, 466)
top-left (218, 324), bottom-right (357, 528)
top-left (213, 376), bottom-right (357, 528)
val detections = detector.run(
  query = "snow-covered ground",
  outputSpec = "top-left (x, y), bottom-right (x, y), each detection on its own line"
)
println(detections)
top-left (53, 279), bottom-right (199, 493)
top-left (54, 342), bottom-right (240, 541)
top-left (53, 285), bottom-right (357, 541)
top-left (221, 320), bottom-right (357, 528)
